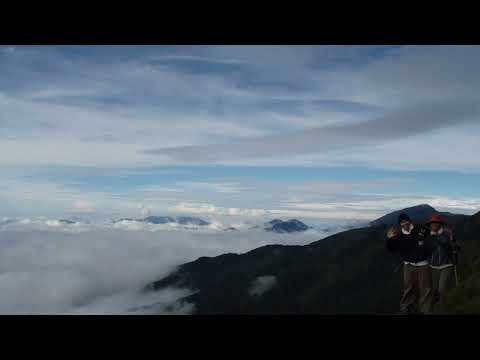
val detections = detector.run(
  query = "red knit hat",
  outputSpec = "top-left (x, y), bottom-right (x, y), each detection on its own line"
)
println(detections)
top-left (425, 214), bottom-right (445, 225)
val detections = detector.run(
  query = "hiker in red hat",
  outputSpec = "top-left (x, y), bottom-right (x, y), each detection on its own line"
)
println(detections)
top-left (424, 214), bottom-right (460, 310)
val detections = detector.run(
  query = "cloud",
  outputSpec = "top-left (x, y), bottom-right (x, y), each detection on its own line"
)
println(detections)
top-left (71, 288), bottom-right (196, 315)
top-left (146, 54), bottom-right (247, 76)
top-left (1, 46), bottom-right (15, 54)
top-left (80, 134), bottom-right (120, 143)
top-left (72, 200), bottom-right (95, 213)
top-left (248, 275), bottom-right (277, 296)
top-left (143, 100), bottom-right (480, 163)
top-left (2, 45), bottom-right (480, 172)
top-left (177, 181), bottom-right (254, 194)
top-left (2, 45), bottom-right (480, 220)
top-left (281, 195), bottom-right (480, 218)
top-left (0, 223), bottom-right (325, 314)
top-left (140, 206), bottom-right (152, 217)
top-left (1, 168), bottom-right (477, 222)
top-left (169, 202), bottom-right (271, 218)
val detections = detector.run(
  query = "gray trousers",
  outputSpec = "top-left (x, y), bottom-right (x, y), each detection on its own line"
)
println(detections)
top-left (431, 266), bottom-right (455, 308)
top-left (399, 264), bottom-right (433, 315)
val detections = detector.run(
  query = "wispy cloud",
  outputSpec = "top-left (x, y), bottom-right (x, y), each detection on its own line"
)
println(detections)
top-left (2, 45), bottom-right (480, 171)
top-left (72, 200), bottom-right (96, 213)
top-left (143, 100), bottom-right (480, 163)
top-left (1, 46), bottom-right (15, 54)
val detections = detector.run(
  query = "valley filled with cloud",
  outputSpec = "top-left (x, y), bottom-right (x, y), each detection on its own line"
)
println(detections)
top-left (0, 218), bottom-right (339, 314)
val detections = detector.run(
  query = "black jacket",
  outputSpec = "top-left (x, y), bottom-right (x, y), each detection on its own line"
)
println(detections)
top-left (386, 225), bottom-right (433, 263)
top-left (427, 227), bottom-right (459, 267)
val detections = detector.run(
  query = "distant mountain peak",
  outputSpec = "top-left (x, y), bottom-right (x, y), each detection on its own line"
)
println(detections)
top-left (369, 203), bottom-right (469, 227)
top-left (58, 219), bottom-right (77, 224)
top-left (265, 219), bottom-right (310, 233)
top-left (113, 215), bottom-right (211, 226)
top-left (143, 216), bottom-right (175, 224)
top-left (370, 204), bottom-right (438, 226)
top-left (0, 218), bottom-right (16, 226)
top-left (414, 204), bottom-right (436, 209)
top-left (175, 216), bottom-right (210, 226)
top-left (267, 219), bottom-right (283, 225)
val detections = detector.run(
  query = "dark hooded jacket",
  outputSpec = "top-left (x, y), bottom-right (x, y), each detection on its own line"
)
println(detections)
top-left (427, 227), bottom-right (458, 267)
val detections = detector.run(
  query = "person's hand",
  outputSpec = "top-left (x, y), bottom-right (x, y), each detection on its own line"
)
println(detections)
top-left (419, 226), bottom-right (428, 237)
top-left (387, 227), bottom-right (398, 239)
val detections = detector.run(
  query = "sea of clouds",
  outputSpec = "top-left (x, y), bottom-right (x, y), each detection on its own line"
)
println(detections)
top-left (0, 217), bottom-right (362, 314)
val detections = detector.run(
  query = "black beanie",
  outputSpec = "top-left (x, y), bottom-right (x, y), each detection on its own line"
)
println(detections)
top-left (398, 213), bottom-right (411, 224)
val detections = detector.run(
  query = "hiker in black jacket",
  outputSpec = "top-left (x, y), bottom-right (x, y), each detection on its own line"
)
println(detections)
top-left (386, 213), bottom-right (434, 314)
top-left (424, 214), bottom-right (460, 309)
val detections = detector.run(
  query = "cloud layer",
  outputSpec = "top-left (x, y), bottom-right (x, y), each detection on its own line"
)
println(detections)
top-left (144, 100), bottom-right (480, 163)
top-left (0, 222), bottom-right (328, 314)
top-left (1, 45), bottom-right (480, 170)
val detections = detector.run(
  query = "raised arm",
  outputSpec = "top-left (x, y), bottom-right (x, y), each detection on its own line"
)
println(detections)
top-left (385, 226), bottom-right (400, 252)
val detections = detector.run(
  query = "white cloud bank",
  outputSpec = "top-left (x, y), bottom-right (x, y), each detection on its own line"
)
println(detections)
top-left (0, 222), bottom-right (328, 314)
top-left (248, 275), bottom-right (277, 297)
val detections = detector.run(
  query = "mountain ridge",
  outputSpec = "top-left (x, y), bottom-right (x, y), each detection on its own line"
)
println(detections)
top-left (146, 204), bottom-right (480, 314)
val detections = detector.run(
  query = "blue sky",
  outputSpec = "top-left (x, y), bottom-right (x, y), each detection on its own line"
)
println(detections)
top-left (1, 45), bottom-right (479, 221)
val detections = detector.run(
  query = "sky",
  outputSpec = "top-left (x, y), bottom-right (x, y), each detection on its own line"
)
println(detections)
top-left (1, 45), bottom-right (480, 221)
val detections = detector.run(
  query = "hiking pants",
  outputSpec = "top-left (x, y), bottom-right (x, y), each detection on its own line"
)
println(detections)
top-left (399, 264), bottom-right (433, 315)
top-left (431, 266), bottom-right (455, 307)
